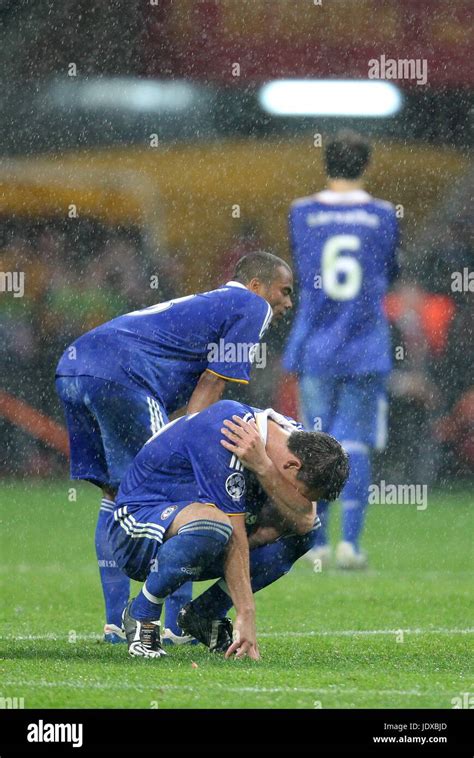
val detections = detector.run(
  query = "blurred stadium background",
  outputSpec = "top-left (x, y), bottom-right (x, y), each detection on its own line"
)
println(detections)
top-left (1, 0), bottom-right (473, 716)
top-left (0, 0), bottom-right (472, 488)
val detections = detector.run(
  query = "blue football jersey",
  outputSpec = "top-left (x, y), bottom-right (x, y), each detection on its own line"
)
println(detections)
top-left (282, 190), bottom-right (399, 378)
top-left (56, 282), bottom-right (272, 413)
top-left (116, 399), bottom-right (303, 517)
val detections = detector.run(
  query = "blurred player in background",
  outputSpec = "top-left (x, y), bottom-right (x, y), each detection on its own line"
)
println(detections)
top-left (56, 252), bottom-right (293, 641)
top-left (283, 130), bottom-right (400, 569)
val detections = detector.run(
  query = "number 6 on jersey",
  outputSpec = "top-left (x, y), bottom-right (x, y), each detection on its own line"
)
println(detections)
top-left (320, 234), bottom-right (362, 301)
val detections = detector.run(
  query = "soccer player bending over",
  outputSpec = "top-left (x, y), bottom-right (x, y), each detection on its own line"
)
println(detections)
top-left (108, 400), bottom-right (349, 659)
top-left (55, 252), bottom-right (293, 643)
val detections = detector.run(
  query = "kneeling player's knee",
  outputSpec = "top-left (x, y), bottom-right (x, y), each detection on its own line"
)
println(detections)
top-left (177, 517), bottom-right (233, 548)
top-left (282, 528), bottom-right (318, 560)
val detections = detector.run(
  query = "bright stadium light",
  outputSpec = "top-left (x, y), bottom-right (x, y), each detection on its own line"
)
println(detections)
top-left (48, 78), bottom-right (201, 113)
top-left (259, 80), bottom-right (403, 118)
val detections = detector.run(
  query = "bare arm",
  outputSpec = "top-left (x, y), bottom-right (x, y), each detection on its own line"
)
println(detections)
top-left (221, 416), bottom-right (315, 535)
top-left (247, 496), bottom-right (318, 548)
top-left (223, 515), bottom-right (260, 660)
top-left (186, 370), bottom-right (226, 415)
top-left (247, 524), bottom-right (282, 549)
top-left (255, 461), bottom-right (315, 535)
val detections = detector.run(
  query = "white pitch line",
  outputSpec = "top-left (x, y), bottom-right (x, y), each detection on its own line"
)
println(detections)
top-left (260, 627), bottom-right (474, 638)
top-left (0, 679), bottom-right (449, 698)
top-left (1, 627), bottom-right (473, 642)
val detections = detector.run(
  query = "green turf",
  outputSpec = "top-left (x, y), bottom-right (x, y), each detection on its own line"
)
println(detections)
top-left (1, 481), bottom-right (472, 709)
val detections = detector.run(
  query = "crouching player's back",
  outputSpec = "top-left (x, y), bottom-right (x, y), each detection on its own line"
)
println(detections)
top-left (109, 400), bottom-right (349, 659)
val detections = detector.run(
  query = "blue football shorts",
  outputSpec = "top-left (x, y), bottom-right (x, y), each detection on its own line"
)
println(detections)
top-left (299, 373), bottom-right (388, 452)
top-left (56, 375), bottom-right (169, 489)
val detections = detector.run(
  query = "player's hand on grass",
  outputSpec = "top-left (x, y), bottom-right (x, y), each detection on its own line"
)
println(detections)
top-left (220, 415), bottom-right (271, 476)
top-left (225, 611), bottom-right (260, 661)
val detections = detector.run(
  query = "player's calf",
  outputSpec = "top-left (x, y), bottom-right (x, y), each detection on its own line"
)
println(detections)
top-left (124, 504), bottom-right (233, 658)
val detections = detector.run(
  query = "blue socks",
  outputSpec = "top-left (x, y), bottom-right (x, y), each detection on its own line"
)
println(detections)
top-left (341, 448), bottom-right (371, 550)
top-left (191, 527), bottom-right (319, 619)
top-left (96, 499), bottom-right (193, 631)
top-left (164, 583), bottom-right (193, 635)
top-left (131, 519), bottom-right (232, 621)
top-left (95, 500), bottom-right (130, 627)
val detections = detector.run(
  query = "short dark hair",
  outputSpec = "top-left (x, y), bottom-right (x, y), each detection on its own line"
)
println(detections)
top-left (324, 130), bottom-right (371, 180)
top-left (287, 431), bottom-right (349, 501)
top-left (233, 251), bottom-right (291, 286)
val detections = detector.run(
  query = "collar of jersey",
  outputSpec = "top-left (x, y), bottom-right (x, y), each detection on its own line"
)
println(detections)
top-left (254, 407), bottom-right (299, 443)
top-left (313, 189), bottom-right (372, 205)
top-left (224, 280), bottom-right (247, 289)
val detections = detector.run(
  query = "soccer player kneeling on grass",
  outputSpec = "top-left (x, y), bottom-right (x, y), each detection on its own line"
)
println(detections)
top-left (108, 400), bottom-right (349, 659)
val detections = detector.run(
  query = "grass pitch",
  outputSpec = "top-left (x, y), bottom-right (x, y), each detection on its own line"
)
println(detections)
top-left (1, 481), bottom-right (472, 709)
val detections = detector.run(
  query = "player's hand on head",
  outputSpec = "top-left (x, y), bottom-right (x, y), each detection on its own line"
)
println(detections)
top-left (220, 415), bottom-right (271, 476)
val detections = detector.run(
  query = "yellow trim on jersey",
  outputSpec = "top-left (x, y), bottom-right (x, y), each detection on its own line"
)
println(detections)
top-left (206, 368), bottom-right (249, 384)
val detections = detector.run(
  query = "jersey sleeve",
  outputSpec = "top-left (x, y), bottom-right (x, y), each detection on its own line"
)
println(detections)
top-left (187, 410), bottom-right (250, 515)
top-left (282, 206), bottom-right (311, 373)
top-left (206, 296), bottom-right (272, 383)
top-left (288, 203), bottom-right (311, 287)
top-left (282, 288), bottom-right (311, 373)
top-left (384, 210), bottom-right (401, 284)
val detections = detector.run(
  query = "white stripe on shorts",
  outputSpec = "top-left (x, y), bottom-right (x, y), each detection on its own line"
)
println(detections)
top-left (147, 397), bottom-right (165, 435)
